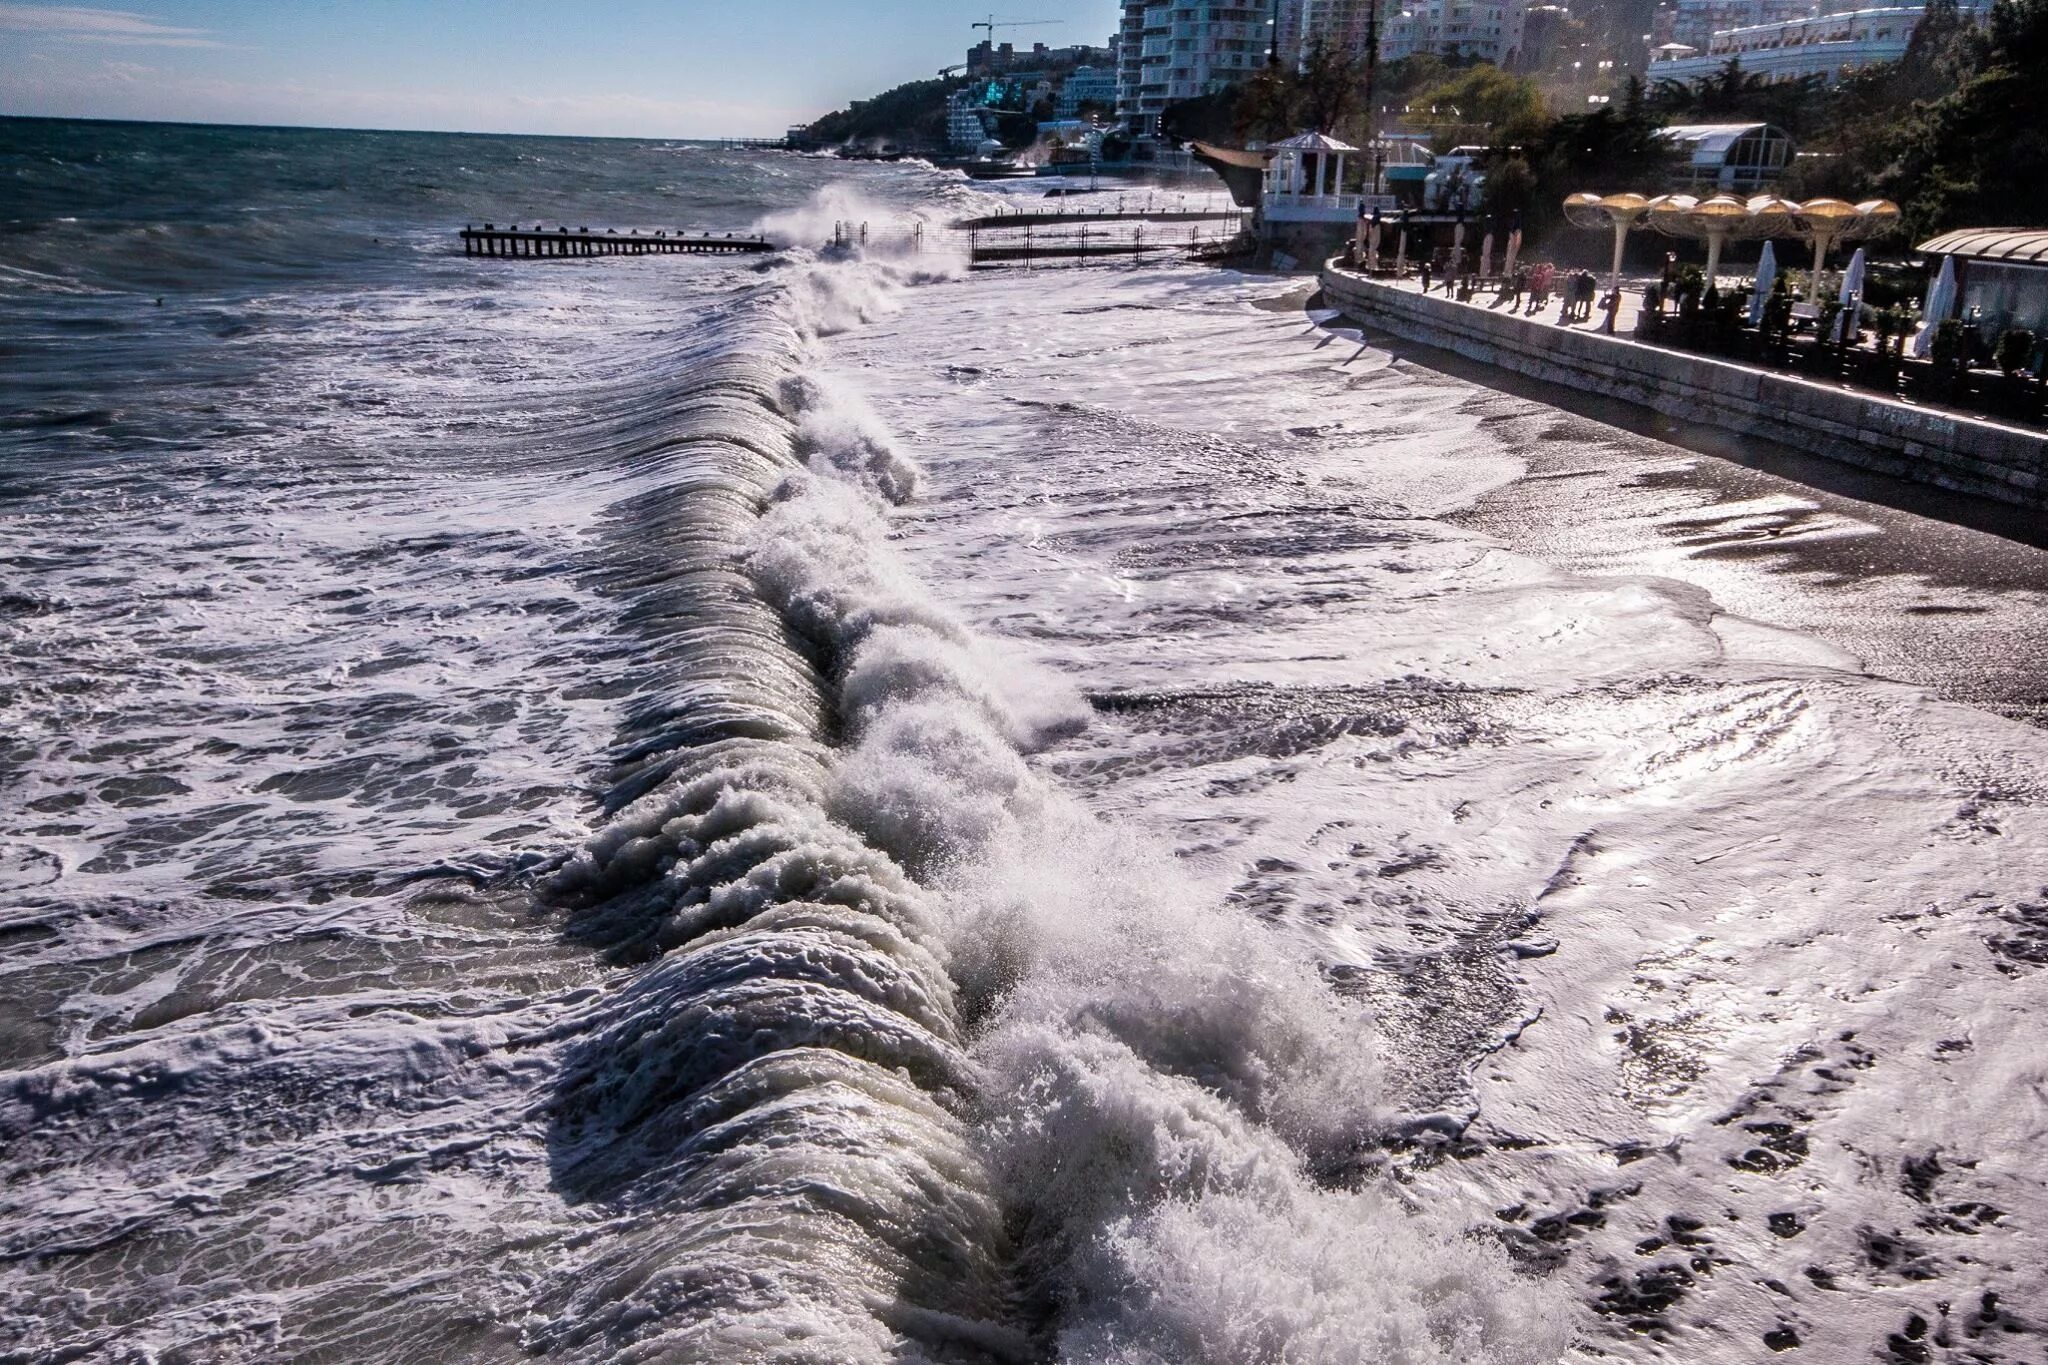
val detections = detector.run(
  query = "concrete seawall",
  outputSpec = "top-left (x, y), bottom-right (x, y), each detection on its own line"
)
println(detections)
top-left (1319, 259), bottom-right (2048, 511)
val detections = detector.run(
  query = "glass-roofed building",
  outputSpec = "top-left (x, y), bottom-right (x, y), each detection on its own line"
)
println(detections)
top-left (1655, 122), bottom-right (1795, 190)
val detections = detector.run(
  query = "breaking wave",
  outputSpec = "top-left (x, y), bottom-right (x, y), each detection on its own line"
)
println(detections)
top-left (526, 228), bottom-right (1575, 1362)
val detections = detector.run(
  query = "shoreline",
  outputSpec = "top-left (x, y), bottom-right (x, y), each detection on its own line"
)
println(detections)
top-left (1293, 280), bottom-right (2048, 728)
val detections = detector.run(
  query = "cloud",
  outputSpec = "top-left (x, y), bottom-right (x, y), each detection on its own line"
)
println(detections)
top-left (0, 3), bottom-right (222, 47)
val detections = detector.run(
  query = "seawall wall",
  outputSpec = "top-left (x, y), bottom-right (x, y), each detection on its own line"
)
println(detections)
top-left (1318, 260), bottom-right (2048, 511)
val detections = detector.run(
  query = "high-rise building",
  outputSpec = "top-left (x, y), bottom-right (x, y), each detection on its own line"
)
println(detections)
top-left (1275, 0), bottom-right (1380, 67)
top-left (1274, 0), bottom-right (1532, 70)
top-left (1057, 66), bottom-right (1121, 118)
top-left (1115, 0), bottom-right (1274, 135)
top-left (1380, 0), bottom-right (1530, 63)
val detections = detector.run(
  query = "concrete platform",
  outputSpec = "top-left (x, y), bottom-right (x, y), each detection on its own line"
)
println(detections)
top-left (1319, 260), bottom-right (2048, 511)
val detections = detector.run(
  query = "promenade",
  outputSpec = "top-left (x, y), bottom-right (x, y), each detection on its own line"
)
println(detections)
top-left (1319, 258), bottom-right (2048, 511)
top-left (1361, 267), bottom-right (1656, 334)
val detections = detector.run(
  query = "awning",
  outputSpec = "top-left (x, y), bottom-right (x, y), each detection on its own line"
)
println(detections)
top-left (1916, 229), bottom-right (2048, 265)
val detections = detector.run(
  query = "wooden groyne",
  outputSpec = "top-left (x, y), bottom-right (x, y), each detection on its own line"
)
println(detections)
top-left (460, 225), bottom-right (776, 258)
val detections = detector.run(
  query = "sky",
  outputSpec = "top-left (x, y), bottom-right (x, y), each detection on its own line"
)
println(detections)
top-left (0, 1), bottom-right (1121, 137)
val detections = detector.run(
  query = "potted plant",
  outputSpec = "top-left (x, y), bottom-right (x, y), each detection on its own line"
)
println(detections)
top-left (1931, 319), bottom-right (1969, 403)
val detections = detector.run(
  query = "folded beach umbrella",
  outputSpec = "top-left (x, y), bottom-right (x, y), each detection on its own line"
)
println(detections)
top-left (1912, 254), bottom-right (1957, 357)
top-left (1503, 214), bottom-right (1523, 279)
top-left (1833, 247), bottom-right (1867, 343)
top-left (1480, 231), bottom-right (1494, 279)
top-left (1748, 240), bottom-right (1778, 327)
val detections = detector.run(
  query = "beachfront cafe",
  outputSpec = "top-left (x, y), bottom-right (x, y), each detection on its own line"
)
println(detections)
top-left (1917, 229), bottom-right (2048, 351)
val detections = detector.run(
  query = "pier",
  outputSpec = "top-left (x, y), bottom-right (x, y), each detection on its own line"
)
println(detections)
top-left (459, 225), bottom-right (776, 258)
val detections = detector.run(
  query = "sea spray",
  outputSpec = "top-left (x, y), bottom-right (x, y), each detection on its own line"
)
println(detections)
top-left (744, 238), bottom-right (1574, 1360)
top-left (523, 207), bottom-right (1573, 1360)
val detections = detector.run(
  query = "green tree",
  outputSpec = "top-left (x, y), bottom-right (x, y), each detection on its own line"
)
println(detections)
top-left (1879, 0), bottom-right (2048, 236)
top-left (1230, 39), bottom-right (1366, 137)
top-left (1412, 65), bottom-right (1550, 144)
top-left (1650, 58), bottom-right (1827, 135)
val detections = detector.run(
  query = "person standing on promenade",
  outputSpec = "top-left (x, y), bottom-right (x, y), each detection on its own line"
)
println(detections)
top-left (1419, 257), bottom-right (1432, 294)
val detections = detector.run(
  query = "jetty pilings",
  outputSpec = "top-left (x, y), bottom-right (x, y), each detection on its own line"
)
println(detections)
top-left (459, 225), bottom-right (776, 259)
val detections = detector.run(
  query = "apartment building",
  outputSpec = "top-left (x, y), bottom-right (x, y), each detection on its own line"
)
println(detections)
top-left (1380, 0), bottom-right (1530, 63)
top-left (1116, 0), bottom-right (1273, 135)
top-left (1057, 66), bottom-right (1121, 118)
top-left (1275, 0), bottom-right (1379, 67)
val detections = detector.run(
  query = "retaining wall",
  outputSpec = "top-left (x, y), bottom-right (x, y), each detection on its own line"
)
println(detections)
top-left (1319, 260), bottom-right (2048, 511)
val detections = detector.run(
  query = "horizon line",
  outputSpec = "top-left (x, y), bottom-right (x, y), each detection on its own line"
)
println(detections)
top-left (0, 110), bottom-right (799, 143)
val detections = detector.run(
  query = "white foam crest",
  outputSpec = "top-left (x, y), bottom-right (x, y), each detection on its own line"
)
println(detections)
top-left (746, 471), bottom-right (1086, 754)
top-left (754, 185), bottom-right (971, 341)
top-left (1063, 1189), bottom-right (1570, 1364)
top-left (744, 375), bottom-right (1574, 1359)
top-left (780, 370), bottom-right (923, 504)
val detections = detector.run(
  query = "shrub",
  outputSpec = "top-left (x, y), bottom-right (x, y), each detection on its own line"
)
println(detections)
top-left (1996, 327), bottom-right (2036, 376)
top-left (1932, 318), bottom-right (1968, 371)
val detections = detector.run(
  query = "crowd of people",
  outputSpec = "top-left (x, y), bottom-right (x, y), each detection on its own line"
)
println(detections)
top-left (1341, 233), bottom-right (1633, 330)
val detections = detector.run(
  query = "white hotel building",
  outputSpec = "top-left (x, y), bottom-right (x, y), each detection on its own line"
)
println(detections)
top-left (1649, 0), bottom-right (1989, 84)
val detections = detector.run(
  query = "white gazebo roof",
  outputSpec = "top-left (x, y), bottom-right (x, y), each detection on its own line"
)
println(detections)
top-left (1270, 131), bottom-right (1358, 153)
top-left (1918, 228), bottom-right (2048, 265)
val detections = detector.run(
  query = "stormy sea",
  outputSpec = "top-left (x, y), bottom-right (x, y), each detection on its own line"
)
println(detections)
top-left (3, 116), bottom-right (2045, 1364)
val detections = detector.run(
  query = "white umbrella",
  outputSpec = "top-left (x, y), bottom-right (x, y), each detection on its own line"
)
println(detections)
top-left (1832, 246), bottom-right (1867, 343)
top-left (1480, 231), bottom-right (1495, 279)
top-left (1911, 254), bottom-right (1958, 357)
top-left (1747, 240), bottom-right (1777, 327)
top-left (1367, 218), bottom-right (1382, 272)
top-left (1394, 227), bottom-right (1407, 278)
top-left (1503, 226), bottom-right (1523, 280)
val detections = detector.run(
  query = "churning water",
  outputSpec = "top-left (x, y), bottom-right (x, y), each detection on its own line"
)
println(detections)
top-left (3, 118), bottom-right (2044, 1364)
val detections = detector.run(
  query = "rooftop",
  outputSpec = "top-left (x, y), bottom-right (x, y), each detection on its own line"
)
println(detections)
top-left (1919, 229), bottom-right (2048, 265)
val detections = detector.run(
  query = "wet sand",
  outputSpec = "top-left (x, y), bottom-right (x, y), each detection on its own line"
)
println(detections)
top-left (1312, 296), bottom-right (2048, 727)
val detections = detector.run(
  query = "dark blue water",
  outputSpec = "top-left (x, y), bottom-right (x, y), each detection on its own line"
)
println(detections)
top-left (0, 118), bottom-right (1579, 1365)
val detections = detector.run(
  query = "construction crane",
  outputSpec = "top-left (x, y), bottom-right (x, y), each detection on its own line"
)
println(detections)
top-left (971, 15), bottom-right (1061, 40)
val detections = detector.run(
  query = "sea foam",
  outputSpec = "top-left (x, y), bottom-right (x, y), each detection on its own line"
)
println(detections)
top-left (528, 217), bottom-right (1575, 1359)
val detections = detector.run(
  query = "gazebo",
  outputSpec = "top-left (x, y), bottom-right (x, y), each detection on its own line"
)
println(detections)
top-left (1265, 131), bottom-right (1358, 206)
